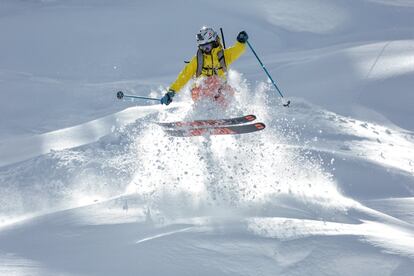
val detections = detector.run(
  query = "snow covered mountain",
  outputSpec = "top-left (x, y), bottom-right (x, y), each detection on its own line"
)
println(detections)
top-left (1, 0), bottom-right (414, 275)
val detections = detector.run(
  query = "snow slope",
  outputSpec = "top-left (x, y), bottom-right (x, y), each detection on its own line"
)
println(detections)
top-left (1, 0), bottom-right (414, 275)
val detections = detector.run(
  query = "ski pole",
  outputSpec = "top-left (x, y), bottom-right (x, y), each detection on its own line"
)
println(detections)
top-left (246, 40), bottom-right (290, 107)
top-left (116, 91), bottom-right (161, 102)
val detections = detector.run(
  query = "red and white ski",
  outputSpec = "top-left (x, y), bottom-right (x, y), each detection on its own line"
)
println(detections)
top-left (157, 114), bottom-right (256, 128)
top-left (163, 122), bottom-right (266, 137)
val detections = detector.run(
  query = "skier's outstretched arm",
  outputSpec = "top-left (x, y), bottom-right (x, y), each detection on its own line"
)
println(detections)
top-left (161, 57), bottom-right (197, 105)
top-left (170, 57), bottom-right (197, 93)
top-left (224, 31), bottom-right (248, 66)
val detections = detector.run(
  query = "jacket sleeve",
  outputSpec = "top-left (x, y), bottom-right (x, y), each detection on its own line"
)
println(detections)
top-left (224, 41), bottom-right (246, 66)
top-left (169, 56), bottom-right (197, 93)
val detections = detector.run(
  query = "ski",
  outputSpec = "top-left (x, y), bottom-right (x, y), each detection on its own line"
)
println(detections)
top-left (157, 114), bottom-right (256, 128)
top-left (164, 122), bottom-right (266, 137)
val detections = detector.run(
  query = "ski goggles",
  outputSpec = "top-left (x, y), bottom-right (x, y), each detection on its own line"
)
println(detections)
top-left (199, 42), bottom-right (213, 53)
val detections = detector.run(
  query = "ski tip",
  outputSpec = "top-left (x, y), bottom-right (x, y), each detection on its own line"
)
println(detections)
top-left (254, 123), bottom-right (266, 130)
top-left (245, 115), bottom-right (256, 121)
top-left (116, 91), bottom-right (124, 100)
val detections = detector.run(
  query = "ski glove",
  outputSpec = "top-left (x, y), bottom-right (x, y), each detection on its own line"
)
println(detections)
top-left (161, 90), bottom-right (175, 105)
top-left (237, 31), bottom-right (248, 43)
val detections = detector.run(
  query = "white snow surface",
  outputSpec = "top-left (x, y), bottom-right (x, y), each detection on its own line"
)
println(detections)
top-left (1, 0), bottom-right (414, 275)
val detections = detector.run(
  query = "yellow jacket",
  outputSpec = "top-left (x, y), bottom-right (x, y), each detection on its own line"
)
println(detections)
top-left (169, 41), bottom-right (246, 92)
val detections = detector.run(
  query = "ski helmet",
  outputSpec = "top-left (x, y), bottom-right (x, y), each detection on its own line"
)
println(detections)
top-left (196, 26), bottom-right (218, 46)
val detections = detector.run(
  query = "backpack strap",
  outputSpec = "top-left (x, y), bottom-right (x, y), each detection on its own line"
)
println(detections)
top-left (196, 49), bottom-right (204, 77)
top-left (217, 49), bottom-right (227, 74)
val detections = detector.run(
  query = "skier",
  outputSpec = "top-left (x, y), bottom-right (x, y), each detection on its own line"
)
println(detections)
top-left (160, 27), bottom-right (248, 106)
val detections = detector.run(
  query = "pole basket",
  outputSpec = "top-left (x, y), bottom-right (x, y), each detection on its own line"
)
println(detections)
top-left (116, 91), bottom-right (124, 100)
